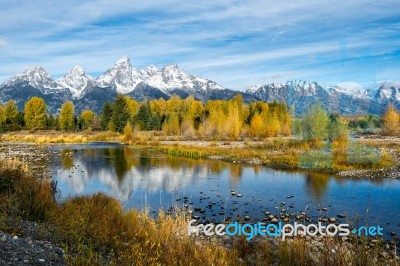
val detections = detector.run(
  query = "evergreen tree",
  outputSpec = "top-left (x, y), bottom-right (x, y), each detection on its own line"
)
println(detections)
top-left (100, 102), bottom-right (113, 130)
top-left (47, 114), bottom-right (58, 129)
top-left (148, 114), bottom-right (161, 130)
top-left (111, 94), bottom-right (130, 132)
top-left (59, 101), bottom-right (75, 130)
top-left (135, 104), bottom-right (151, 130)
top-left (24, 96), bottom-right (47, 129)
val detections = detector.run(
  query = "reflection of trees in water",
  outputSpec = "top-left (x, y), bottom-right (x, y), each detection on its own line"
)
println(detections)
top-left (83, 149), bottom-right (101, 160)
top-left (229, 164), bottom-right (243, 189)
top-left (253, 165), bottom-right (261, 175)
top-left (60, 149), bottom-right (74, 169)
top-left (305, 173), bottom-right (330, 201)
top-left (58, 147), bottom-right (263, 198)
top-left (102, 148), bottom-right (112, 167)
top-left (208, 160), bottom-right (225, 175)
top-left (165, 157), bottom-right (182, 170)
top-left (114, 148), bottom-right (129, 181)
top-left (97, 147), bottom-right (134, 181)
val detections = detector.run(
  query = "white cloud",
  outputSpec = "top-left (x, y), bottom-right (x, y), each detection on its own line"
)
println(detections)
top-left (0, 37), bottom-right (7, 48)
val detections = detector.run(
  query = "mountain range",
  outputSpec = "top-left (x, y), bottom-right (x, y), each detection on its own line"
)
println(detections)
top-left (0, 56), bottom-right (399, 115)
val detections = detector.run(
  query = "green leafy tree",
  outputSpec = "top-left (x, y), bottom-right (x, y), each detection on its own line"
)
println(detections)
top-left (24, 97), bottom-right (47, 129)
top-left (301, 103), bottom-right (329, 142)
top-left (59, 101), bottom-right (75, 130)
top-left (328, 114), bottom-right (348, 139)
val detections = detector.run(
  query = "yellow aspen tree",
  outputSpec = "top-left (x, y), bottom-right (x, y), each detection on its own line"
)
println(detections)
top-left (125, 96), bottom-right (139, 118)
top-left (266, 112), bottom-right (281, 137)
top-left (382, 105), bottom-right (399, 135)
top-left (226, 105), bottom-right (241, 140)
top-left (24, 96), bottom-right (47, 129)
top-left (59, 101), bottom-right (75, 130)
top-left (281, 112), bottom-right (291, 136)
top-left (123, 121), bottom-right (133, 142)
top-left (180, 118), bottom-right (196, 138)
top-left (249, 113), bottom-right (264, 138)
top-left (162, 114), bottom-right (180, 135)
top-left (81, 110), bottom-right (94, 130)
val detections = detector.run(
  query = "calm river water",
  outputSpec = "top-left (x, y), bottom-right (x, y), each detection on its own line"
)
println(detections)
top-left (50, 143), bottom-right (400, 239)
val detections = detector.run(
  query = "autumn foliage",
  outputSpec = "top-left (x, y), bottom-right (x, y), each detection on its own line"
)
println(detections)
top-left (382, 104), bottom-right (400, 136)
top-left (98, 94), bottom-right (292, 140)
top-left (2, 94), bottom-right (293, 139)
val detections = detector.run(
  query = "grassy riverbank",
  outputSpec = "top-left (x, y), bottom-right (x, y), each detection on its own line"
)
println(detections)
top-left (0, 160), bottom-right (398, 265)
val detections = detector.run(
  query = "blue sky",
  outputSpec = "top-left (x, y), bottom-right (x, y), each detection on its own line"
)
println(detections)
top-left (0, 0), bottom-right (399, 90)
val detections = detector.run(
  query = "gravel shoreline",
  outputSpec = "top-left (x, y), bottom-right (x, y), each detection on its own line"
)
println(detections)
top-left (0, 221), bottom-right (65, 266)
top-left (337, 167), bottom-right (400, 179)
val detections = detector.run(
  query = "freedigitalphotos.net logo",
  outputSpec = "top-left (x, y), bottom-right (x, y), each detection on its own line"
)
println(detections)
top-left (188, 220), bottom-right (383, 241)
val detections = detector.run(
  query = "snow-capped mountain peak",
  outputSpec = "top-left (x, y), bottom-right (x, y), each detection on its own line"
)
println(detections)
top-left (247, 84), bottom-right (263, 93)
top-left (375, 81), bottom-right (400, 101)
top-left (57, 65), bottom-right (93, 99)
top-left (335, 82), bottom-right (366, 94)
top-left (116, 56), bottom-right (130, 64)
top-left (95, 56), bottom-right (139, 94)
top-left (17, 66), bottom-right (51, 83)
top-left (2, 65), bottom-right (62, 92)
top-left (140, 64), bottom-right (158, 76)
top-left (143, 63), bottom-right (223, 93)
top-left (162, 63), bottom-right (179, 71)
top-left (68, 65), bottom-right (86, 76)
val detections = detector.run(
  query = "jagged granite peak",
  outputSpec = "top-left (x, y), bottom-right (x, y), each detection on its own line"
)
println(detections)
top-left (139, 64), bottom-right (158, 79)
top-left (246, 80), bottom-right (376, 114)
top-left (376, 81), bottom-right (400, 98)
top-left (373, 82), bottom-right (400, 112)
top-left (0, 66), bottom-right (71, 113)
top-left (162, 63), bottom-right (179, 71)
top-left (57, 65), bottom-right (93, 99)
top-left (143, 63), bottom-right (223, 94)
top-left (68, 65), bottom-right (86, 76)
top-left (95, 56), bottom-right (140, 94)
top-left (2, 65), bottom-right (64, 93)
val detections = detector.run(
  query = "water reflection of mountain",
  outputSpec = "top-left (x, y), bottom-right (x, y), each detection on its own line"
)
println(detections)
top-left (53, 145), bottom-right (351, 203)
top-left (54, 146), bottom-right (243, 201)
